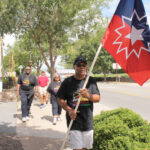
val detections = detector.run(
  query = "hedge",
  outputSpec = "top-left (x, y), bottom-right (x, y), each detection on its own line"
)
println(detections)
top-left (2, 77), bottom-right (16, 89)
top-left (93, 108), bottom-right (150, 150)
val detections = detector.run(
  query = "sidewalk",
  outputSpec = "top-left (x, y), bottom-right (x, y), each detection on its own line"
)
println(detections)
top-left (0, 99), bottom-right (112, 150)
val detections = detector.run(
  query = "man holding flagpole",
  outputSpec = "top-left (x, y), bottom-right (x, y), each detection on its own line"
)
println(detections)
top-left (57, 56), bottom-right (100, 150)
top-left (58, 0), bottom-right (149, 149)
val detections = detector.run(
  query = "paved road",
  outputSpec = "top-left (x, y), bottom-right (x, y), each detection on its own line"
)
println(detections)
top-left (98, 82), bottom-right (150, 122)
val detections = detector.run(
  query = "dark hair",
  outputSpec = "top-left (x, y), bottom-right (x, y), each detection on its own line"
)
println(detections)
top-left (53, 73), bottom-right (61, 81)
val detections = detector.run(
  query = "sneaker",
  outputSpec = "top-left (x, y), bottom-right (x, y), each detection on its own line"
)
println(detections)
top-left (57, 117), bottom-right (61, 121)
top-left (53, 118), bottom-right (57, 125)
top-left (22, 117), bottom-right (26, 122)
top-left (40, 104), bottom-right (45, 109)
top-left (26, 116), bottom-right (30, 121)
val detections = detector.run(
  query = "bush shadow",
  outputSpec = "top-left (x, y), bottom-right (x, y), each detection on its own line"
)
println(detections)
top-left (0, 123), bottom-right (23, 150)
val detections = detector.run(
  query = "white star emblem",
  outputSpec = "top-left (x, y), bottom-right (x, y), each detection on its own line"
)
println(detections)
top-left (126, 26), bottom-right (144, 45)
top-left (113, 10), bottom-right (150, 59)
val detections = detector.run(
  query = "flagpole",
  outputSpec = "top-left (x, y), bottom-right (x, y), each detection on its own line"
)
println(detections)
top-left (60, 43), bottom-right (103, 150)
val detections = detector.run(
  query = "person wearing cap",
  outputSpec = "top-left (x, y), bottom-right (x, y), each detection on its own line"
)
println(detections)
top-left (17, 66), bottom-right (39, 122)
top-left (57, 56), bottom-right (100, 150)
top-left (38, 71), bottom-right (49, 108)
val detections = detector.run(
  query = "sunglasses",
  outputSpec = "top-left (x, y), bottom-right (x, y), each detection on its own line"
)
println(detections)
top-left (76, 64), bottom-right (87, 67)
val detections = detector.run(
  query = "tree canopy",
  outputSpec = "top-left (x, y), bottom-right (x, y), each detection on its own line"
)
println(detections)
top-left (0, 0), bottom-right (111, 78)
top-left (62, 22), bottom-right (115, 78)
top-left (3, 34), bottom-right (44, 75)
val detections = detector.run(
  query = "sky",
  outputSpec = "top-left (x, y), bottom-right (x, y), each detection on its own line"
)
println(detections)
top-left (103, 0), bottom-right (150, 24)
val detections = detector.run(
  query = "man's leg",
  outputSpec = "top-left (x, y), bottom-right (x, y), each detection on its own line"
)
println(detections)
top-left (20, 92), bottom-right (28, 118)
top-left (39, 87), bottom-right (44, 106)
top-left (44, 95), bottom-right (48, 104)
top-left (40, 94), bottom-right (44, 105)
top-left (43, 87), bottom-right (48, 104)
top-left (82, 130), bottom-right (93, 150)
top-left (69, 130), bottom-right (83, 150)
top-left (43, 95), bottom-right (47, 104)
top-left (27, 93), bottom-right (34, 116)
top-left (70, 130), bottom-right (93, 150)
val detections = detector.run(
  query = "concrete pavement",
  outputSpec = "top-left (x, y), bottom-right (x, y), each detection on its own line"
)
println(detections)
top-left (16, 99), bottom-right (111, 138)
top-left (0, 98), bottom-right (111, 150)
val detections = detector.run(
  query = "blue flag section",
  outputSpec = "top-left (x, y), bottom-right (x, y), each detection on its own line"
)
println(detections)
top-left (115, 0), bottom-right (150, 49)
top-left (102, 0), bottom-right (150, 86)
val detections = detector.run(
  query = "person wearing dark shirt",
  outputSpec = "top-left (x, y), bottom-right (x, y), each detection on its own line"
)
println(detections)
top-left (47, 73), bottom-right (62, 125)
top-left (57, 56), bottom-right (100, 150)
top-left (17, 66), bottom-right (39, 122)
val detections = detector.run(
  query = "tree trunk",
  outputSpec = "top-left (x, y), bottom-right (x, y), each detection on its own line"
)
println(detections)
top-left (36, 65), bottom-right (42, 76)
top-left (49, 39), bottom-right (56, 81)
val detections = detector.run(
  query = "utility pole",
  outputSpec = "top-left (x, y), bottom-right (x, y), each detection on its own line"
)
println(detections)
top-left (9, 55), bottom-right (11, 75)
top-left (0, 37), bottom-right (3, 92)
top-left (11, 54), bottom-right (13, 75)
top-left (0, 38), bottom-right (4, 77)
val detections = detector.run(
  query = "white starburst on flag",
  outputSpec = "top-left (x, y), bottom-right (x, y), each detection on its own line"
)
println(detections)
top-left (126, 26), bottom-right (144, 45)
top-left (113, 10), bottom-right (150, 59)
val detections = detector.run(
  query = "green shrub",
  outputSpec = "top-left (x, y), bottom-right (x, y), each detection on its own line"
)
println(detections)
top-left (93, 108), bottom-right (150, 150)
top-left (2, 77), bottom-right (16, 89)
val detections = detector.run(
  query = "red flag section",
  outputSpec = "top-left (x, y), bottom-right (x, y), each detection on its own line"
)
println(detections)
top-left (102, 0), bottom-right (150, 86)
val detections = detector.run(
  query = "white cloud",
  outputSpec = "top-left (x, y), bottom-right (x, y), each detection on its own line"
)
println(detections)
top-left (3, 34), bottom-right (16, 49)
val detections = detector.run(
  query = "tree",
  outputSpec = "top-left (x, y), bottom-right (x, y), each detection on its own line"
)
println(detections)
top-left (62, 25), bottom-right (115, 79)
top-left (3, 35), bottom-right (44, 76)
top-left (0, 0), bottom-right (111, 79)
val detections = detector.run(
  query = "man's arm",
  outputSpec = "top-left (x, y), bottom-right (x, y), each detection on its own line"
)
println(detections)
top-left (34, 76), bottom-right (39, 93)
top-left (34, 85), bottom-right (39, 97)
top-left (58, 98), bottom-right (78, 120)
top-left (88, 94), bottom-right (100, 103)
top-left (79, 88), bottom-right (100, 103)
top-left (17, 84), bottom-right (20, 97)
top-left (34, 85), bottom-right (39, 92)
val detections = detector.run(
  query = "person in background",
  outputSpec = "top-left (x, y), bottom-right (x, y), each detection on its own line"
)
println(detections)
top-left (17, 66), bottom-right (39, 122)
top-left (46, 73), bottom-right (62, 125)
top-left (57, 56), bottom-right (100, 150)
top-left (38, 71), bottom-right (49, 109)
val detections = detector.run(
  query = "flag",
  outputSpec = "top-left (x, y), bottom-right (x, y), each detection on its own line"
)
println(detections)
top-left (102, 0), bottom-right (150, 86)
